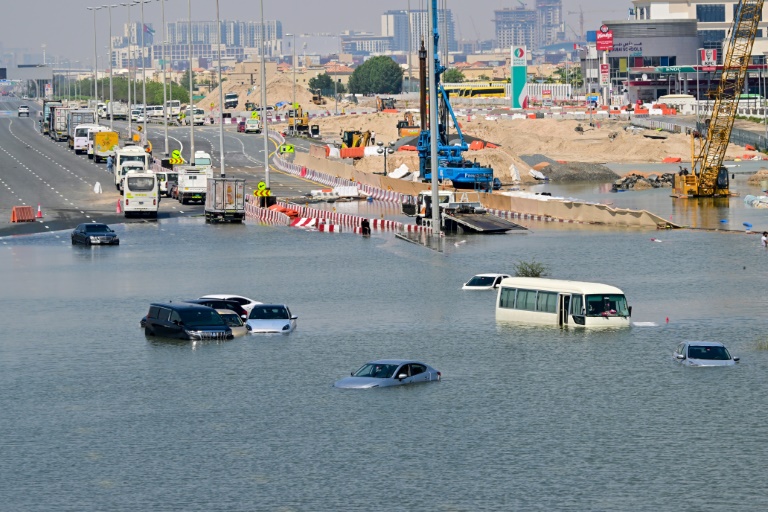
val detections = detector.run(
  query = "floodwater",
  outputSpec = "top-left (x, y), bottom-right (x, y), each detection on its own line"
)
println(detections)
top-left (2, 206), bottom-right (768, 511)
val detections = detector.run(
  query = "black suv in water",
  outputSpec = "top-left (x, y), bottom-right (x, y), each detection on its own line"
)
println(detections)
top-left (184, 299), bottom-right (248, 319)
top-left (144, 303), bottom-right (233, 340)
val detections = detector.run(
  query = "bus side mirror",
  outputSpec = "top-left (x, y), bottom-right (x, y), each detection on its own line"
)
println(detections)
top-left (628, 306), bottom-right (632, 317)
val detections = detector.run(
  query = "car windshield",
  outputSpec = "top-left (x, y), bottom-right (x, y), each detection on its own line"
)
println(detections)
top-left (84, 224), bottom-right (110, 232)
top-left (249, 306), bottom-right (289, 320)
top-left (219, 313), bottom-right (243, 327)
top-left (466, 276), bottom-right (495, 287)
top-left (688, 345), bottom-right (731, 360)
top-left (179, 309), bottom-right (225, 327)
top-left (353, 363), bottom-right (400, 379)
top-left (585, 294), bottom-right (629, 317)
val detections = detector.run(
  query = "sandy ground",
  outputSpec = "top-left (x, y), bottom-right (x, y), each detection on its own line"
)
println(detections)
top-left (200, 74), bottom-right (320, 111)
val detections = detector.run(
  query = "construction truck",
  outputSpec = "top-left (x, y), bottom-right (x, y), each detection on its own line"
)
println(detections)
top-left (397, 111), bottom-right (420, 137)
top-left (205, 178), bottom-right (246, 223)
top-left (311, 91), bottom-right (327, 105)
top-left (341, 130), bottom-right (370, 148)
top-left (288, 106), bottom-right (310, 136)
top-left (245, 102), bottom-right (257, 111)
top-left (673, 0), bottom-right (763, 198)
top-left (376, 97), bottom-right (396, 111)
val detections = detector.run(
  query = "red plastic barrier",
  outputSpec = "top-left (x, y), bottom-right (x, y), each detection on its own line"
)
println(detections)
top-left (662, 157), bottom-right (682, 163)
top-left (399, 145), bottom-right (417, 151)
top-left (486, 143), bottom-right (499, 149)
top-left (746, 144), bottom-right (756, 151)
top-left (469, 140), bottom-right (485, 150)
top-left (10, 205), bottom-right (35, 223)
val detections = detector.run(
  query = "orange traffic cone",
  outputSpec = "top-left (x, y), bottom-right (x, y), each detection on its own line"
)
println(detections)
top-left (36, 204), bottom-right (43, 218)
top-left (116, 200), bottom-right (122, 214)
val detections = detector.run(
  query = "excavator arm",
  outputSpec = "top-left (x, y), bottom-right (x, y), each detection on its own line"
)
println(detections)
top-left (675, 0), bottom-right (764, 197)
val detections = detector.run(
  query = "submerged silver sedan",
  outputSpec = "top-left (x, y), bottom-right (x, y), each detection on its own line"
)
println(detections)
top-left (673, 341), bottom-right (739, 367)
top-left (333, 359), bottom-right (441, 389)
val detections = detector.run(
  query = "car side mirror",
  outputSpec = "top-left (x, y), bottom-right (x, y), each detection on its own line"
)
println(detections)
top-left (241, 314), bottom-right (247, 320)
top-left (675, 353), bottom-right (685, 360)
top-left (351, 372), bottom-right (354, 376)
top-left (397, 373), bottom-right (407, 380)
top-left (733, 357), bottom-right (740, 362)
top-left (291, 315), bottom-right (298, 320)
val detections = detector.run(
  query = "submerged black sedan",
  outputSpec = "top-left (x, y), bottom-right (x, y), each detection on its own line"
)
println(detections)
top-left (71, 223), bottom-right (120, 246)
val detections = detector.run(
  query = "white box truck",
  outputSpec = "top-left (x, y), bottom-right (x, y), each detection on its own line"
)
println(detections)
top-left (205, 178), bottom-right (245, 223)
top-left (114, 145), bottom-right (151, 191)
top-left (176, 165), bottom-right (212, 204)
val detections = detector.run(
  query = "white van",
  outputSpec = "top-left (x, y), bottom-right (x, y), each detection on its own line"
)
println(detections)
top-left (495, 277), bottom-right (631, 328)
top-left (122, 172), bottom-right (159, 218)
top-left (114, 145), bottom-right (151, 191)
top-left (73, 124), bottom-right (101, 154)
top-left (182, 107), bottom-right (205, 126)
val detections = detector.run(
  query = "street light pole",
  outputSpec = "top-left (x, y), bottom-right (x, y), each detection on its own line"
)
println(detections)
top-left (260, 0), bottom-right (269, 188)
top-left (87, 6), bottom-right (103, 102)
top-left (215, 0), bottom-right (225, 177)
top-left (286, 33), bottom-right (295, 133)
top-left (158, 0), bottom-right (168, 156)
top-left (139, 0), bottom-right (148, 143)
top-left (696, 47), bottom-right (703, 129)
top-left (121, 2), bottom-right (135, 135)
top-left (104, 3), bottom-right (117, 130)
top-left (188, 0), bottom-right (195, 163)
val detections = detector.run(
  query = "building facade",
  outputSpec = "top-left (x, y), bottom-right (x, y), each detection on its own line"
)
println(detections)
top-left (536, 0), bottom-right (564, 48)
top-left (494, 7), bottom-right (537, 51)
top-left (381, 9), bottom-right (457, 53)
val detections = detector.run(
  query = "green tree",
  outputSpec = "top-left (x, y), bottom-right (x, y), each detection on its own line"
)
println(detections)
top-left (308, 73), bottom-right (346, 96)
top-left (513, 259), bottom-right (550, 278)
top-left (443, 68), bottom-right (465, 83)
top-left (477, 74), bottom-right (491, 81)
top-left (347, 56), bottom-right (403, 95)
top-left (180, 68), bottom-right (196, 92)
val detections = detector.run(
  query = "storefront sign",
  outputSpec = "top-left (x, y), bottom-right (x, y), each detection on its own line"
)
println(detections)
top-left (600, 63), bottom-right (610, 87)
top-left (701, 49), bottom-right (717, 67)
top-left (596, 25), bottom-right (614, 51)
top-left (510, 46), bottom-right (528, 109)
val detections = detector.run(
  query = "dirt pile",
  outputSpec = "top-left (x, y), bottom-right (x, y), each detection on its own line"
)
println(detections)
top-left (200, 73), bottom-right (317, 110)
top-left (747, 168), bottom-right (768, 185)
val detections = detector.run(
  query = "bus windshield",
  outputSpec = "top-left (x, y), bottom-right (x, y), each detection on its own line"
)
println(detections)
top-left (126, 176), bottom-right (155, 191)
top-left (585, 294), bottom-right (629, 317)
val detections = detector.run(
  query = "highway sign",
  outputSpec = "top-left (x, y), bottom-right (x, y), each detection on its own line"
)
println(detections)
top-left (254, 181), bottom-right (271, 196)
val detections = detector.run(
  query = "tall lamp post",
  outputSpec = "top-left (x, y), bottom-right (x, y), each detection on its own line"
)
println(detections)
top-left (121, 2), bottom-right (137, 135)
top-left (158, 0), bottom-right (169, 156)
top-left (187, 0), bottom-right (195, 163)
top-left (103, 3), bottom-right (117, 130)
top-left (260, 0), bottom-right (269, 189)
top-left (139, 0), bottom-right (149, 143)
top-left (215, 0), bottom-right (225, 176)
top-left (87, 6), bottom-right (103, 102)
top-left (376, 141), bottom-right (395, 175)
top-left (696, 47), bottom-right (704, 129)
top-left (285, 33), bottom-right (296, 134)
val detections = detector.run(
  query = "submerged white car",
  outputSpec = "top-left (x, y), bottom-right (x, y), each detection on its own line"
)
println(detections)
top-left (334, 360), bottom-right (442, 389)
top-left (462, 273), bottom-right (511, 290)
top-left (673, 341), bottom-right (739, 367)
top-left (199, 294), bottom-right (261, 314)
top-left (245, 304), bottom-right (297, 334)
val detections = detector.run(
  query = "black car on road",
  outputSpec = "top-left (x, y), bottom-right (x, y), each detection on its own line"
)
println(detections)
top-left (71, 223), bottom-right (119, 246)
top-left (144, 303), bottom-right (233, 340)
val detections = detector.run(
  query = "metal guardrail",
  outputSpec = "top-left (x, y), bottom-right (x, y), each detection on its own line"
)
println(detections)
top-left (630, 117), bottom-right (768, 150)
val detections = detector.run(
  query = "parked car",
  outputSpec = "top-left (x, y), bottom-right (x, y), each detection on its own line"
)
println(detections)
top-left (244, 118), bottom-right (261, 133)
top-left (199, 294), bottom-right (262, 314)
top-left (18, 105), bottom-right (30, 117)
top-left (673, 341), bottom-right (739, 367)
top-left (237, 120), bottom-right (246, 133)
top-left (216, 309), bottom-right (248, 338)
top-left (462, 273), bottom-right (511, 290)
top-left (184, 298), bottom-right (248, 320)
top-left (144, 303), bottom-right (233, 340)
top-left (245, 304), bottom-right (297, 334)
top-left (333, 360), bottom-right (442, 389)
top-left (71, 223), bottom-right (119, 246)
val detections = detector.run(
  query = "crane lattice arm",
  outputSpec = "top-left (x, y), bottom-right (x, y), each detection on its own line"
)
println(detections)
top-left (678, 0), bottom-right (764, 197)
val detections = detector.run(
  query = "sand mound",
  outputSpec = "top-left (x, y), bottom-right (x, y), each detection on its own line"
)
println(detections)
top-left (200, 73), bottom-right (317, 110)
top-left (747, 168), bottom-right (768, 185)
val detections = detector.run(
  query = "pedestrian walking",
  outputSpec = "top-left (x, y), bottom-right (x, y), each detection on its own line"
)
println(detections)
top-left (106, 155), bottom-right (114, 174)
top-left (762, 232), bottom-right (768, 248)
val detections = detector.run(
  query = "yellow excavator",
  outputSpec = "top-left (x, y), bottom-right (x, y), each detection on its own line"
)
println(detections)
top-left (341, 130), bottom-right (371, 148)
top-left (674, 0), bottom-right (764, 198)
top-left (289, 106), bottom-right (310, 135)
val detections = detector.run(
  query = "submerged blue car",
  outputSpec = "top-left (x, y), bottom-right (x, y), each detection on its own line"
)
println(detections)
top-left (333, 359), bottom-right (441, 389)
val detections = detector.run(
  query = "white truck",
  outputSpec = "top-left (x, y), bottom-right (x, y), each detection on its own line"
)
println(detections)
top-left (176, 164), bottom-right (212, 204)
top-left (122, 172), bottom-right (159, 218)
top-left (205, 178), bottom-right (245, 223)
top-left (73, 123), bottom-right (101, 154)
top-left (181, 107), bottom-right (205, 126)
top-left (114, 145), bottom-right (151, 191)
top-left (101, 102), bottom-right (129, 120)
top-left (67, 110), bottom-right (98, 149)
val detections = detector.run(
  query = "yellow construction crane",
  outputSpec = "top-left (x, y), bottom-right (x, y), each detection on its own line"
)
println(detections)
top-left (674, 0), bottom-right (764, 198)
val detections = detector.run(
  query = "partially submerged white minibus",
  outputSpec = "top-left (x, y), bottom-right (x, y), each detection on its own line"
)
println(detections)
top-left (495, 277), bottom-right (631, 328)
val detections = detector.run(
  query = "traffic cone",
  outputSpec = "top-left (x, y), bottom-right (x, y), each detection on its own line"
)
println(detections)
top-left (36, 204), bottom-right (43, 218)
top-left (116, 200), bottom-right (122, 214)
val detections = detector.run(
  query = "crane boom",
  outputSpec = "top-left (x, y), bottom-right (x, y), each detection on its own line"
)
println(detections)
top-left (674, 0), bottom-right (764, 197)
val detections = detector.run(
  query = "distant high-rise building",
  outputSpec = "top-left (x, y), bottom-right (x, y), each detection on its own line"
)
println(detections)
top-left (166, 20), bottom-right (281, 48)
top-left (536, 0), bottom-right (563, 47)
top-left (494, 7), bottom-right (537, 51)
top-left (381, 9), bottom-right (457, 53)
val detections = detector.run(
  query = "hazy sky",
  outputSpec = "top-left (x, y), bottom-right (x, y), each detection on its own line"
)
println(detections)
top-left (1, 0), bottom-right (632, 63)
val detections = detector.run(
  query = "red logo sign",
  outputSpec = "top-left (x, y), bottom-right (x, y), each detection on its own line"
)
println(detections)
top-left (596, 30), bottom-right (614, 51)
top-left (599, 24), bottom-right (610, 34)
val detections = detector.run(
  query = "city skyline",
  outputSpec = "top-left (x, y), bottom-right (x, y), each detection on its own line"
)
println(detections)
top-left (0, 0), bottom-right (630, 65)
